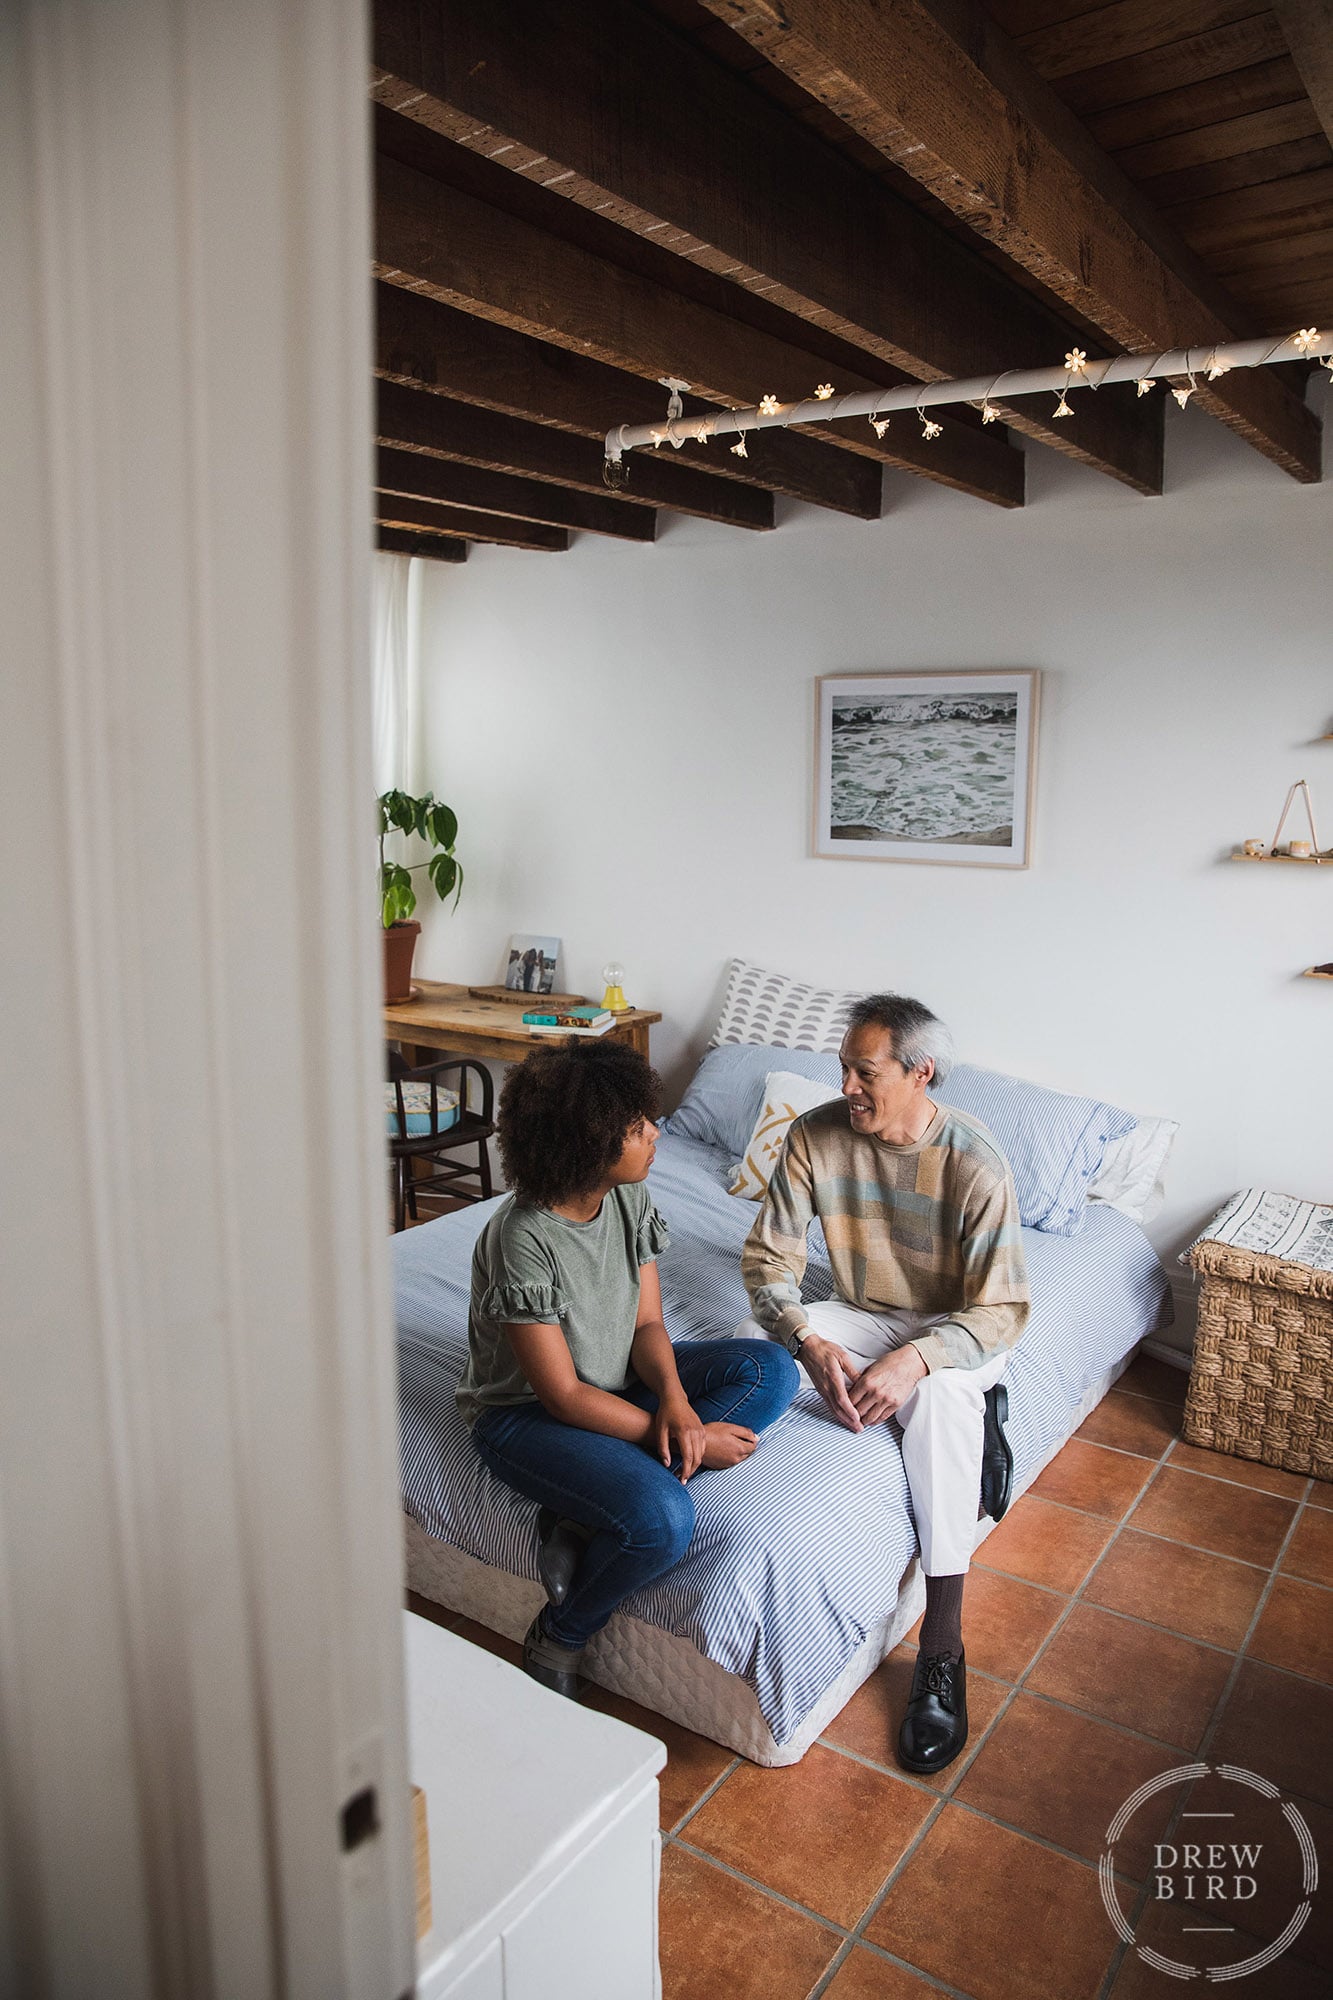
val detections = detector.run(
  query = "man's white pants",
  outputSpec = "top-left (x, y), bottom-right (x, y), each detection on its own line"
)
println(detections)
top-left (743, 1299), bottom-right (1009, 1576)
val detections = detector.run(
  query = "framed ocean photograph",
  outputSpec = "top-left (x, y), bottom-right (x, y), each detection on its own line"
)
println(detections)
top-left (814, 670), bottom-right (1040, 868)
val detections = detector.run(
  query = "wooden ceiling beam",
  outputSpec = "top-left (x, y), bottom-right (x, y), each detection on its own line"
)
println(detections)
top-left (376, 491), bottom-right (569, 550)
top-left (694, 0), bottom-right (1321, 483)
top-left (376, 152), bottom-right (1025, 509)
top-left (372, 0), bottom-right (1160, 492)
top-left (376, 377), bottom-right (774, 530)
top-left (1275, 1), bottom-right (1333, 151)
top-left (374, 282), bottom-right (882, 519)
top-left (378, 527), bottom-right (467, 562)
top-left (376, 443), bottom-right (656, 540)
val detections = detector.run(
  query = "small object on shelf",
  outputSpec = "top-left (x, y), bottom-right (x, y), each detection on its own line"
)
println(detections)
top-left (1289, 839), bottom-right (1313, 859)
top-left (601, 960), bottom-right (630, 1013)
top-left (1304, 963), bottom-right (1333, 979)
top-left (1243, 838), bottom-right (1266, 856)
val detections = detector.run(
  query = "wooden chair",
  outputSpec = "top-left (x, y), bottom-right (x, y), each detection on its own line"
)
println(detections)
top-left (387, 1051), bottom-right (495, 1230)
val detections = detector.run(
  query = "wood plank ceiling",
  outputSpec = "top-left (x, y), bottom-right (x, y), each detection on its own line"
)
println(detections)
top-left (370, 0), bottom-right (1331, 561)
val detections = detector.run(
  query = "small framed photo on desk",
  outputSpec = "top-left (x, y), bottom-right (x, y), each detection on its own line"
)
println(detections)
top-left (503, 934), bottom-right (561, 994)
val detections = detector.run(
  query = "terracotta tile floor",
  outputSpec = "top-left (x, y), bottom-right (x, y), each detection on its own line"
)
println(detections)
top-left (420, 1351), bottom-right (1333, 1998)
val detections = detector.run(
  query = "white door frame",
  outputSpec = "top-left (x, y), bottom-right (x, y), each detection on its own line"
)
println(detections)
top-left (0, 2), bottom-right (413, 1994)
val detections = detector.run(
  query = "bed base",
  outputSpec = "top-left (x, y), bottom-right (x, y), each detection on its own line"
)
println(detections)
top-left (405, 1353), bottom-right (1130, 1768)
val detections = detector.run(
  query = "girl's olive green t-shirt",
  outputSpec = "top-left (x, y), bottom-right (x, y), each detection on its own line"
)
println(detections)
top-left (456, 1181), bottom-right (670, 1427)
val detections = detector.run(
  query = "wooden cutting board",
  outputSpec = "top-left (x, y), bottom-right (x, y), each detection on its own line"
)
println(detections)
top-left (467, 985), bottom-right (589, 1008)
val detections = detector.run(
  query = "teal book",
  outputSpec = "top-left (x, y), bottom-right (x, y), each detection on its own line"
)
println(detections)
top-left (522, 1006), bottom-right (612, 1027)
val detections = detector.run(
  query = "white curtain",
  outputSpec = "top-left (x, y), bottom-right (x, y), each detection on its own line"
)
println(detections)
top-left (370, 550), bottom-right (424, 795)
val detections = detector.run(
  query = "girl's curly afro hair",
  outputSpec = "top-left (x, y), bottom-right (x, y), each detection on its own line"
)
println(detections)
top-left (497, 1038), bottom-right (663, 1208)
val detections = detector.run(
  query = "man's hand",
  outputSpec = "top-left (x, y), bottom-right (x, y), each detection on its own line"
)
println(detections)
top-left (848, 1344), bottom-right (929, 1425)
top-left (799, 1335), bottom-right (865, 1432)
top-left (699, 1421), bottom-right (758, 1470)
top-left (653, 1392), bottom-right (706, 1482)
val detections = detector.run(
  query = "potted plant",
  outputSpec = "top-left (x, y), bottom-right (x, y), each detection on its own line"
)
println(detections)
top-left (379, 789), bottom-right (463, 1002)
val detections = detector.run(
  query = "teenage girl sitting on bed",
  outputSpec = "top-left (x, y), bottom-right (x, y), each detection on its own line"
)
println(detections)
top-left (456, 1039), bottom-right (799, 1697)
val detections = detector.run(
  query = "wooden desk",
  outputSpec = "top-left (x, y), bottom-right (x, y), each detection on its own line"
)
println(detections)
top-left (385, 979), bottom-right (661, 1068)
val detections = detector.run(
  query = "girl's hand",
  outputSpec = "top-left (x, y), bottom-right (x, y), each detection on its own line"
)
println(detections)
top-left (700, 1422), bottom-right (758, 1470)
top-left (654, 1393), bottom-right (706, 1482)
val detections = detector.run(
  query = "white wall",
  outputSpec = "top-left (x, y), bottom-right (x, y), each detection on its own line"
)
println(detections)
top-left (413, 389), bottom-right (1332, 1345)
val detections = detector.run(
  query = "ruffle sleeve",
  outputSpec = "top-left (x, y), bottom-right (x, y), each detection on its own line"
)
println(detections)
top-left (636, 1203), bottom-right (671, 1265)
top-left (477, 1280), bottom-right (568, 1325)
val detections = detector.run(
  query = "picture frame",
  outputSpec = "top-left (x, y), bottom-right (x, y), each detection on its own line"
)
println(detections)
top-left (503, 934), bottom-right (562, 994)
top-left (813, 670), bottom-right (1040, 869)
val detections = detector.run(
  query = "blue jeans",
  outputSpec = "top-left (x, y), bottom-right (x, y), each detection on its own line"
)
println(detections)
top-left (471, 1339), bottom-right (798, 1649)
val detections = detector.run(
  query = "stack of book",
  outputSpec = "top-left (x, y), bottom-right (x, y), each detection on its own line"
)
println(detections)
top-left (522, 1005), bottom-right (615, 1037)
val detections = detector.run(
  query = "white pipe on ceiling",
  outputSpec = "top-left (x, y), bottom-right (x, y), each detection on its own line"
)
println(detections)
top-left (603, 330), bottom-right (1331, 466)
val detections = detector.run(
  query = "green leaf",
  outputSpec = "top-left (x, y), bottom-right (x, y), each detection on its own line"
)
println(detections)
top-left (427, 853), bottom-right (457, 901)
top-left (428, 803), bottom-right (458, 851)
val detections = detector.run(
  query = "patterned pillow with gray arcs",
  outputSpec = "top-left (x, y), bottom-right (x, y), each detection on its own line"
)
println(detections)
top-left (709, 957), bottom-right (862, 1054)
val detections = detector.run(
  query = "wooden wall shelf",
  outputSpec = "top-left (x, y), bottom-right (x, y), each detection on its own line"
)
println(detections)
top-left (1304, 968), bottom-right (1333, 980)
top-left (1230, 850), bottom-right (1328, 864)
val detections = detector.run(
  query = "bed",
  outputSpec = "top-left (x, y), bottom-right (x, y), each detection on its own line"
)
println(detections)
top-left (395, 1019), bottom-right (1173, 1766)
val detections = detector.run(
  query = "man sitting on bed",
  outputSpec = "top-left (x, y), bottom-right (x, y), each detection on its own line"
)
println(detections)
top-left (739, 992), bottom-right (1029, 1774)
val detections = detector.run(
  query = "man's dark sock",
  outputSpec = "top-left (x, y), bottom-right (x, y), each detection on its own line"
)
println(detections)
top-left (919, 1572), bottom-right (966, 1660)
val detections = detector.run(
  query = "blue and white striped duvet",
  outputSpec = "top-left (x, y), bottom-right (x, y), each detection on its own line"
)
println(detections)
top-left (395, 1131), bottom-right (1170, 1747)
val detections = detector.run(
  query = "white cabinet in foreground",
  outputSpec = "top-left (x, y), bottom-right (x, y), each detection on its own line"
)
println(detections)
top-left (405, 1611), bottom-right (666, 2000)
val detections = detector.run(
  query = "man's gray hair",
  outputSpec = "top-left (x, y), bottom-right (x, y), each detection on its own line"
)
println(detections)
top-left (845, 992), bottom-right (955, 1086)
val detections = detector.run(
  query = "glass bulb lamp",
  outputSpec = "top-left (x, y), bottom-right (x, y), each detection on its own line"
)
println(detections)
top-left (601, 961), bottom-right (629, 1013)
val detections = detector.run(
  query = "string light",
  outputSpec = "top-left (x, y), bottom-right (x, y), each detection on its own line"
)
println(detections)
top-left (608, 329), bottom-right (1331, 477)
top-left (914, 388), bottom-right (942, 440)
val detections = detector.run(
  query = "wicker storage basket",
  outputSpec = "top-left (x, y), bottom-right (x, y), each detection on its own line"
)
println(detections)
top-left (1184, 1238), bottom-right (1333, 1478)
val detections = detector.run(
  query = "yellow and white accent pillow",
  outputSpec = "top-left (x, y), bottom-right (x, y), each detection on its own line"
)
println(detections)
top-left (729, 1070), bottom-right (843, 1202)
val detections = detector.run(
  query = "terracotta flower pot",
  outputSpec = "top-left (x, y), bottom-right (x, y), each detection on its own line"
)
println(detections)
top-left (383, 920), bottom-right (421, 1004)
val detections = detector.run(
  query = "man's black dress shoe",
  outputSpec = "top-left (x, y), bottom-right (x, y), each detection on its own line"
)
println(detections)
top-left (980, 1382), bottom-right (1013, 1521)
top-left (521, 1614), bottom-right (586, 1699)
top-left (897, 1648), bottom-right (968, 1773)
top-left (536, 1507), bottom-right (590, 1607)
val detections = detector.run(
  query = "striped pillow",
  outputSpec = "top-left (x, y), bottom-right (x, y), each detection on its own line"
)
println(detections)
top-left (710, 958), bottom-right (861, 1054)
top-left (935, 1065), bottom-right (1137, 1237)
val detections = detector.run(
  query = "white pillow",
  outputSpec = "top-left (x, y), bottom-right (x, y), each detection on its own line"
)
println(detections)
top-left (729, 1070), bottom-right (842, 1201)
top-left (1087, 1115), bottom-right (1179, 1224)
top-left (711, 956), bottom-right (861, 1053)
